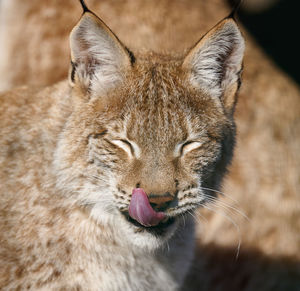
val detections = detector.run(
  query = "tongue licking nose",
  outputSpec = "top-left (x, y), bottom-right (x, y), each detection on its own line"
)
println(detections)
top-left (129, 188), bottom-right (166, 227)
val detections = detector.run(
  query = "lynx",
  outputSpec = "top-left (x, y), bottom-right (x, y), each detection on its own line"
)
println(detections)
top-left (0, 0), bottom-right (245, 289)
top-left (1, 0), bottom-right (300, 290)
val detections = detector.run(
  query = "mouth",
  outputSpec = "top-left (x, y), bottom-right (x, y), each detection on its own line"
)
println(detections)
top-left (123, 212), bottom-right (176, 235)
top-left (122, 188), bottom-right (177, 235)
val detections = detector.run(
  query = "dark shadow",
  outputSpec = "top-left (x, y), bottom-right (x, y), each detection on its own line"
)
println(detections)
top-left (228, 0), bottom-right (300, 85)
top-left (183, 242), bottom-right (300, 291)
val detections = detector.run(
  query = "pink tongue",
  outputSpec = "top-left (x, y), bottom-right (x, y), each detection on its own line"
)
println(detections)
top-left (129, 188), bottom-right (165, 227)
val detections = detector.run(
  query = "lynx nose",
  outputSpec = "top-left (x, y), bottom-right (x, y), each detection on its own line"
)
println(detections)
top-left (148, 193), bottom-right (174, 211)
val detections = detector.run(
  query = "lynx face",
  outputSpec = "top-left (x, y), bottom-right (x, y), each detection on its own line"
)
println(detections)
top-left (54, 10), bottom-right (244, 248)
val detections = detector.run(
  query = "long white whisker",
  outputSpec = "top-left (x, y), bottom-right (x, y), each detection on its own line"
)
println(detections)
top-left (203, 196), bottom-right (249, 221)
top-left (196, 210), bottom-right (208, 223)
top-left (181, 213), bottom-right (186, 228)
top-left (187, 210), bottom-right (203, 225)
top-left (202, 204), bottom-right (241, 258)
top-left (199, 186), bottom-right (239, 204)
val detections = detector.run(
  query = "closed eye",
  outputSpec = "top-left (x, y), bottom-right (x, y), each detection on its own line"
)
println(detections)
top-left (175, 141), bottom-right (203, 156)
top-left (111, 139), bottom-right (140, 158)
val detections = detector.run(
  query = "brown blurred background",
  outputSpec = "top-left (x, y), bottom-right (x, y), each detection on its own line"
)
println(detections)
top-left (0, 0), bottom-right (299, 290)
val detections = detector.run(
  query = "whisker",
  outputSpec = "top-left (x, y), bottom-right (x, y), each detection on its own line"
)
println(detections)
top-left (187, 210), bottom-right (203, 225)
top-left (202, 204), bottom-right (241, 258)
top-left (199, 186), bottom-right (239, 204)
top-left (202, 195), bottom-right (249, 221)
top-left (195, 210), bottom-right (208, 223)
top-left (165, 241), bottom-right (170, 253)
top-left (180, 213), bottom-right (186, 228)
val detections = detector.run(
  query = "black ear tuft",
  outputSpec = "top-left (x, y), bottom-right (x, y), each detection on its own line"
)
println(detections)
top-left (79, 0), bottom-right (90, 13)
top-left (227, 0), bottom-right (244, 20)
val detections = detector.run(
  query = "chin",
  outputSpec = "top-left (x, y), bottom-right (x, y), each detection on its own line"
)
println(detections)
top-left (89, 205), bottom-right (179, 250)
top-left (121, 214), bottom-right (180, 251)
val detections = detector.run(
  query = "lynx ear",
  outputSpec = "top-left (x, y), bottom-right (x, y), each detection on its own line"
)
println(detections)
top-left (183, 18), bottom-right (245, 113)
top-left (69, 12), bottom-right (134, 95)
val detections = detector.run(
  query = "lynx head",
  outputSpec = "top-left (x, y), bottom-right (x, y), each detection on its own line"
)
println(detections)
top-left (54, 3), bottom-right (245, 249)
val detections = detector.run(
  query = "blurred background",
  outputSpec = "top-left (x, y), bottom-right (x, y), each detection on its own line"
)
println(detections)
top-left (233, 0), bottom-right (299, 84)
top-left (0, 0), bottom-right (299, 290)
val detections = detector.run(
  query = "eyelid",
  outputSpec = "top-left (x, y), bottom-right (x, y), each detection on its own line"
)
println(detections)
top-left (111, 139), bottom-right (140, 158)
top-left (176, 140), bottom-right (203, 156)
top-left (120, 139), bottom-right (134, 154)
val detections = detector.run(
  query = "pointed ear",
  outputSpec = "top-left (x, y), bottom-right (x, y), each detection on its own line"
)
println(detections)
top-left (183, 18), bottom-right (245, 114)
top-left (69, 12), bottom-right (134, 96)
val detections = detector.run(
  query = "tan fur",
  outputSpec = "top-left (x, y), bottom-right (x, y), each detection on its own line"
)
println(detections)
top-left (0, 0), bottom-right (299, 290)
top-left (0, 2), bottom-right (245, 288)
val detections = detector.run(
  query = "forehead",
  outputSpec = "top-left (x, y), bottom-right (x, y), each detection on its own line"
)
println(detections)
top-left (126, 64), bottom-right (187, 144)
top-left (99, 59), bottom-right (224, 144)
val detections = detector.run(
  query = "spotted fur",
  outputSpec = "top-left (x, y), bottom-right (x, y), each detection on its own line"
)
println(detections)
top-left (0, 5), bottom-right (245, 291)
